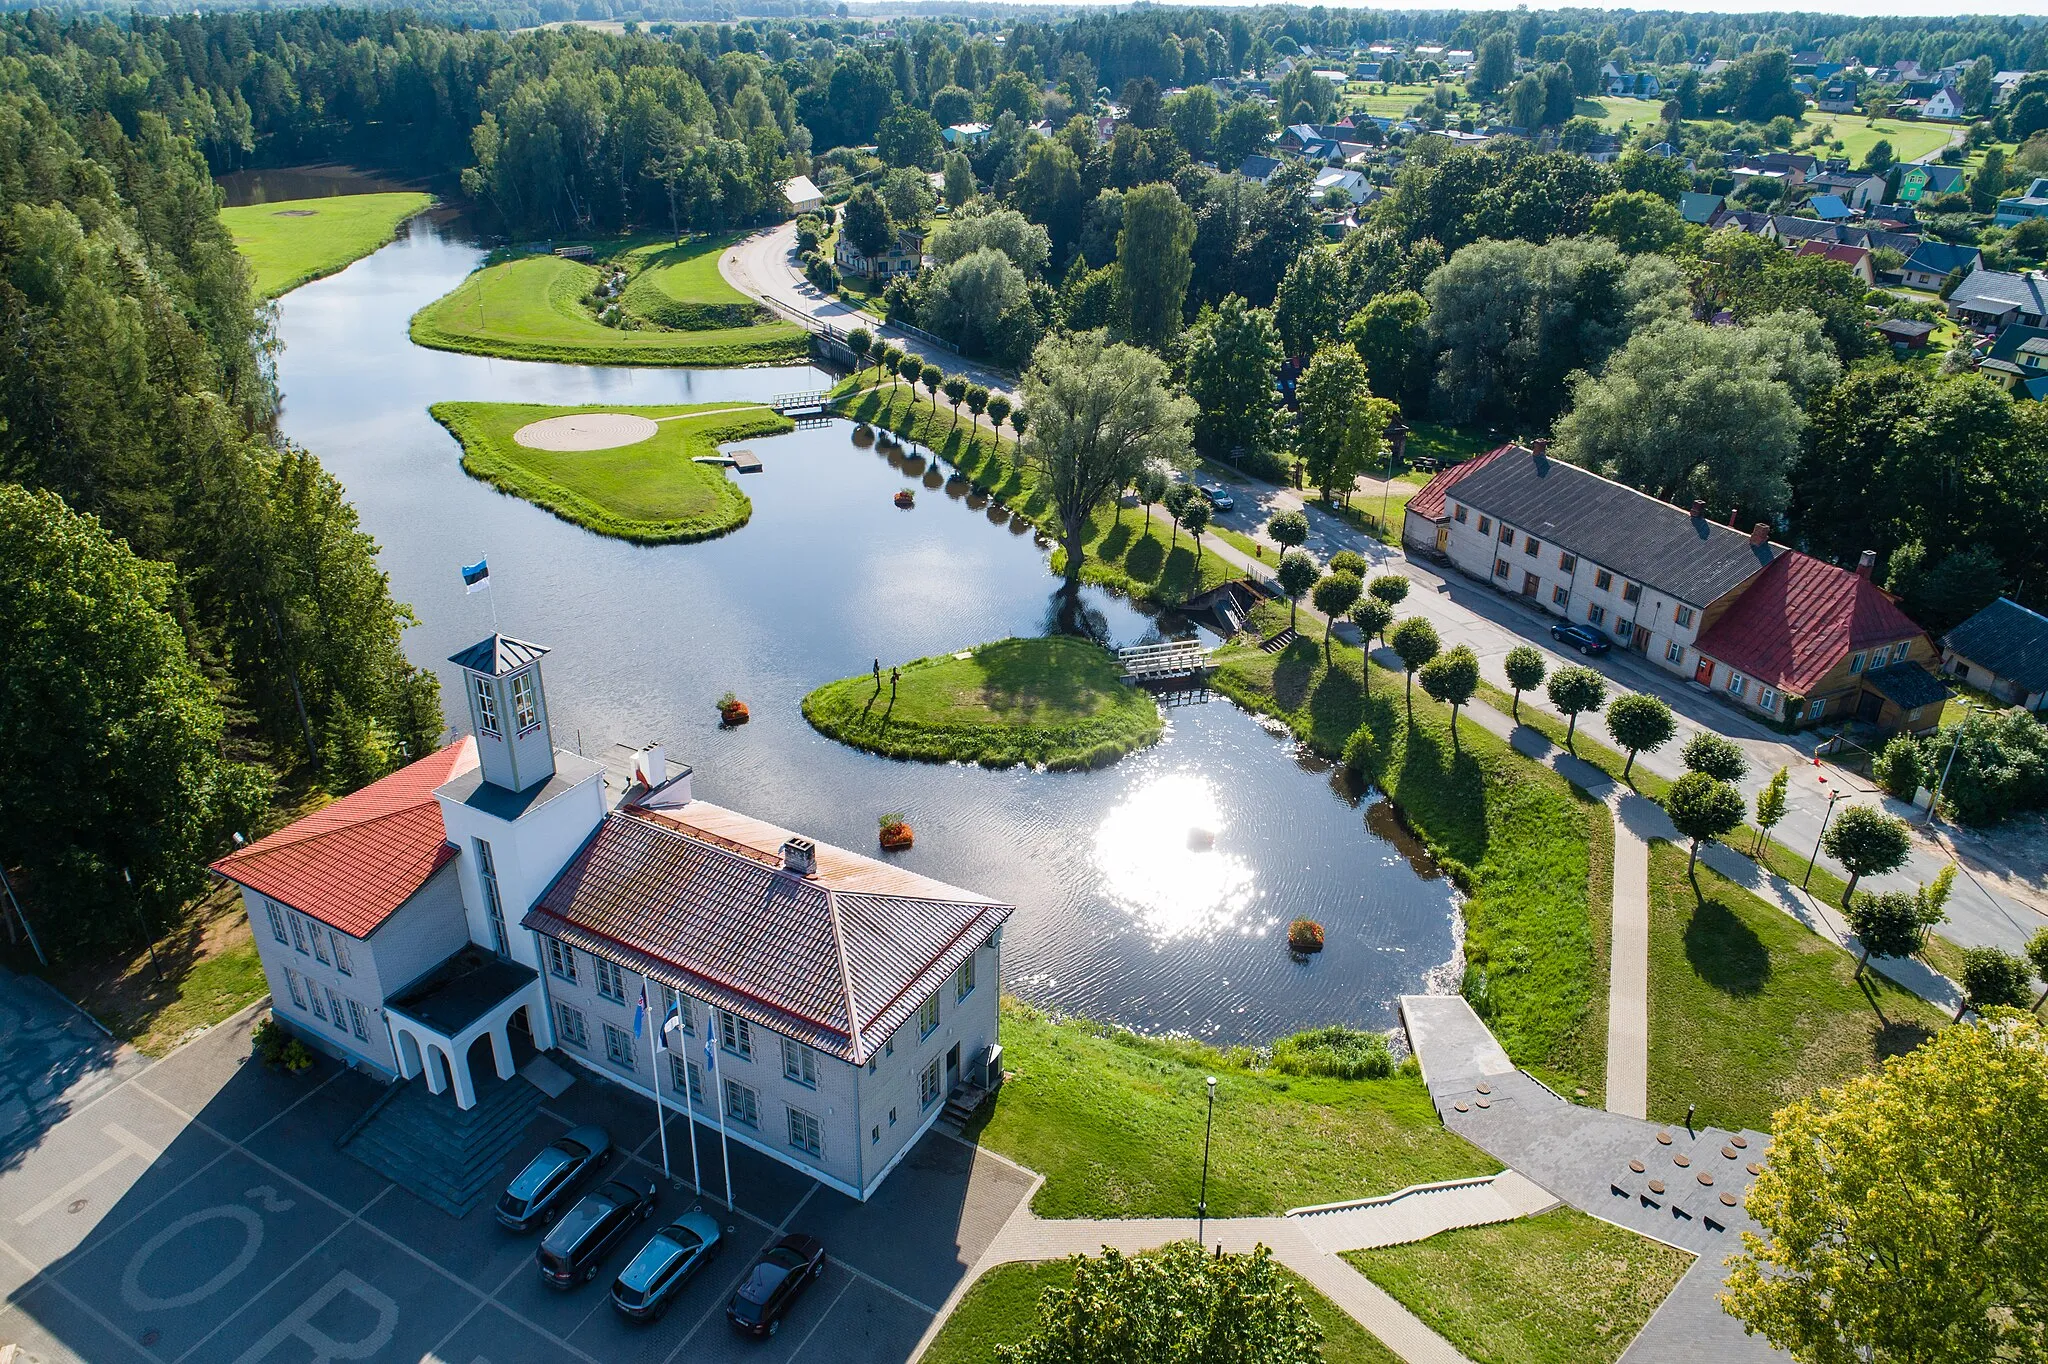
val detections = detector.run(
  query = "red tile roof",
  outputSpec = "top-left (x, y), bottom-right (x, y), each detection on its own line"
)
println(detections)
top-left (1405, 443), bottom-right (1518, 523)
top-left (1693, 552), bottom-right (1927, 695)
top-left (1795, 241), bottom-right (1871, 269)
top-left (212, 739), bottom-right (477, 939)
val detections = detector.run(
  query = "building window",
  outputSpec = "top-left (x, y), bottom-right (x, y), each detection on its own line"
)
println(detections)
top-left (289, 914), bottom-right (309, 955)
top-left (669, 1055), bottom-right (704, 1104)
top-left (884, 1032), bottom-right (896, 1058)
top-left (782, 1038), bottom-right (818, 1087)
top-left (556, 1003), bottom-right (587, 1047)
top-left (473, 675), bottom-right (500, 738)
top-left (326, 989), bottom-right (348, 1034)
top-left (720, 1011), bottom-right (753, 1059)
top-left (1494, 558), bottom-right (1510, 579)
top-left (871, 1125), bottom-right (881, 1144)
top-left (1667, 642), bottom-right (1685, 665)
top-left (889, 1107), bottom-right (898, 1126)
top-left (1758, 687), bottom-right (1779, 713)
top-left (1849, 652), bottom-right (1865, 674)
top-left (1893, 642), bottom-right (1911, 664)
top-left (1477, 516), bottom-right (1492, 535)
top-left (310, 925), bottom-right (330, 966)
top-left (331, 935), bottom-right (352, 976)
top-left (1595, 569), bottom-right (1613, 591)
top-left (265, 902), bottom-right (288, 945)
top-left (1623, 582), bottom-right (1643, 604)
top-left (475, 839), bottom-right (509, 957)
top-left (787, 1107), bottom-right (823, 1158)
top-left (1616, 618), bottom-right (1635, 641)
top-left (1674, 605), bottom-right (1695, 629)
top-left (1588, 605), bottom-right (1607, 627)
top-left (954, 953), bottom-right (976, 1002)
top-left (284, 968), bottom-right (306, 1009)
top-left (511, 671), bottom-right (540, 736)
top-left (346, 998), bottom-right (371, 1041)
top-left (1559, 552), bottom-right (1577, 573)
top-left (308, 985), bottom-right (327, 1022)
top-left (1808, 697), bottom-right (1827, 720)
top-left (593, 957), bottom-right (626, 1004)
top-left (1453, 504), bottom-right (1467, 523)
top-left (1552, 585), bottom-right (1570, 607)
top-left (724, 1079), bottom-right (759, 1128)
top-left (545, 938), bottom-right (577, 984)
top-left (604, 1023), bottom-right (635, 1070)
top-left (918, 992), bottom-right (941, 1039)
top-left (1524, 536), bottom-right (1540, 556)
top-left (1728, 672), bottom-right (1749, 699)
top-left (1498, 524), bottom-right (1514, 543)
top-left (920, 1059), bottom-right (943, 1109)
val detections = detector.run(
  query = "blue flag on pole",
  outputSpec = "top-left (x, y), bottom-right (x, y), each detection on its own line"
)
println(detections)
top-left (703, 1034), bottom-right (717, 1072)
top-left (633, 986), bottom-right (647, 1039)
top-left (461, 558), bottom-right (491, 594)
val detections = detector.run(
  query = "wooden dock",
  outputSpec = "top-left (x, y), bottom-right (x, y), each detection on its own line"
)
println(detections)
top-left (1119, 640), bottom-right (1212, 684)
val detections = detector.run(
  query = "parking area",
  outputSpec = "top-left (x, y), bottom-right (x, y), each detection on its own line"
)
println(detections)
top-left (0, 1005), bottom-right (1035, 1364)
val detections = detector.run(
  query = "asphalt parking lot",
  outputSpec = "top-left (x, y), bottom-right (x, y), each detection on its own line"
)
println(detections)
top-left (0, 995), bottom-right (1034, 1364)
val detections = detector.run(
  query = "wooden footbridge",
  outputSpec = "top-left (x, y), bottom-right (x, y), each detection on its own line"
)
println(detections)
top-left (1119, 639), bottom-right (1213, 684)
top-left (771, 391), bottom-right (832, 417)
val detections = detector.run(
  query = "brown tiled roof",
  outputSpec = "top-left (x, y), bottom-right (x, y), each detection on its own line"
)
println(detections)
top-left (525, 804), bottom-right (1010, 1062)
top-left (1405, 443), bottom-right (1517, 523)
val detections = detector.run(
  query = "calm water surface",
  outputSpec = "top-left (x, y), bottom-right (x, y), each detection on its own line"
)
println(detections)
top-left (273, 219), bottom-right (1461, 1042)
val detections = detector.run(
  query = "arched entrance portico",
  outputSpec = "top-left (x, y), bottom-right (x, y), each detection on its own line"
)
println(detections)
top-left (384, 950), bottom-right (548, 1111)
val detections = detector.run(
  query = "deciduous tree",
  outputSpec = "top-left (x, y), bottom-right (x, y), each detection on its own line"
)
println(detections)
top-left (1419, 645), bottom-right (1481, 749)
top-left (1754, 766), bottom-right (1788, 854)
top-left (1822, 805), bottom-right (1912, 906)
top-left (1276, 550), bottom-right (1319, 629)
top-left (1391, 617), bottom-right (1442, 718)
top-left (1956, 947), bottom-right (2034, 1020)
top-left (1184, 296), bottom-right (1282, 463)
top-left (1312, 572), bottom-right (1363, 662)
top-left (1681, 732), bottom-right (1749, 785)
top-left (1503, 645), bottom-right (1546, 720)
top-left (1546, 665), bottom-right (1608, 754)
top-left (1605, 693), bottom-right (1676, 780)
top-left (1666, 772), bottom-right (1745, 874)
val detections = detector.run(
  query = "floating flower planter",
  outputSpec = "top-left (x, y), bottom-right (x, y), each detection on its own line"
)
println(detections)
top-left (717, 691), bottom-right (750, 725)
top-left (1288, 919), bottom-right (1325, 954)
top-left (878, 813), bottom-right (914, 851)
top-left (894, 489), bottom-right (915, 509)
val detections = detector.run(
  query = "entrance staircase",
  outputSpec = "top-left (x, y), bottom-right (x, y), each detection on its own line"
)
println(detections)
top-left (340, 1071), bottom-right (545, 1217)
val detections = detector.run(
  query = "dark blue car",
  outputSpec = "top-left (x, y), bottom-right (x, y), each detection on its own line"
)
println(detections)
top-left (612, 1210), bottom-right (723, 1320)
top-left (497, 1126), bottom-right (611, 1232)
top-left (1550, 622), bottom-right (1611, 656)
top-left (539, 1178), bottom-right (658, 1288)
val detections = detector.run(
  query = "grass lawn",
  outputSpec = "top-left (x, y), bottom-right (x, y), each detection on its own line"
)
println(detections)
top-left (221, 191), bottom-right (434, 298)
top-left (429, 400), bottom-right (791, 543)
top-left (58, 880), bottom-right (270, 1056)
top-left (801, 636), bottom-right (1164, 770)
top-left (1345, 82), bottom-right (1439, 118)
top-left (1645, 840), bottom-right (1949, 1133)
top-left (410, 240), bottom-right (806, 367)
top-left (1344, 1207), bottom-right (1692, 1364)
top-left (924, 1257), bottom-right (1402, 1364)
top-left (1401, 420), bottom-right (1497, 471)
top-left (1211, 604), bottom-right (1610, 1095)
top-left (972, 1000), bottom-right (1497, 1218)
top-left (1577, 96), bottom-right (1664, 131)
top-left (834, 381), bottom-right (1238, 606)
top-left (1807, 113), bottom-right (1953, 168)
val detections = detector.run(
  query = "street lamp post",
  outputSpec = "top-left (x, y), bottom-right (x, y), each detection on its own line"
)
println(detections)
top-left (1196, 1075), bottom-right (1217, 1249)
top-left (1804, 789), bottom-right (1852, 890)
top-left (1924, 703), bottom-right (1981, 826)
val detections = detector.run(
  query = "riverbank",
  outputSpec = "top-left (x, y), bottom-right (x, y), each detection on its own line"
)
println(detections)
top-left (221, 191), bottom-right (434, 298)
top-left (802, 637), bottom-right (1163, 770)
top-left (430, 400), bottom-right (791, 543)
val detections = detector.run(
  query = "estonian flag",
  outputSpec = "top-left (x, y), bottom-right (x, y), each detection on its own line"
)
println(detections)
top-left (461, 558), bottom-right (491, 594)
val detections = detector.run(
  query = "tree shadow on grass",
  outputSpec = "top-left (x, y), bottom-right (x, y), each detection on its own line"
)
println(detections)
top-left (1123, 534), bottom-right (1166, 584)
top-left (1269, 638), bottom-right (1322, 713)
top-left (1096, 520), bottom-right (1134, 565)
top-left (1682, 884), bottom-right (1771, 999)
top-left (1394, 720), bottom-right (1490, 868)
top-left (1859, 975), bottom-right (1936, 1062)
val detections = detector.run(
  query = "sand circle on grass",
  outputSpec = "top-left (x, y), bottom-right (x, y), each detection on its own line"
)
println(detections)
top-left (513, 413), bottom-right (658, 451)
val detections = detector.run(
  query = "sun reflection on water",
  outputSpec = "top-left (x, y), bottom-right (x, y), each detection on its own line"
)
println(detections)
top-left (1093, 771), bottom-right (1258, 940)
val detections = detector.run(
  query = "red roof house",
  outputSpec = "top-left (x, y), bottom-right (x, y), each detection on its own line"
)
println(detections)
top-left (1401, 442), bottom-right (1518, 553)
top-left (212, 738), bottom-right (477, 938)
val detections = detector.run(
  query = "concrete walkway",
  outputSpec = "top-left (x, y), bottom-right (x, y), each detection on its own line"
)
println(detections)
top-left (1607, 793), bottom-right (1654, 1119)
top-left (1290, 1171), bottom-right (1559, 1252)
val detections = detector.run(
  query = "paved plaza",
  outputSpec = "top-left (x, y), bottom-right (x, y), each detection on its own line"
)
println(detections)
top-left (0, 979), bottom-right (1033, 1364)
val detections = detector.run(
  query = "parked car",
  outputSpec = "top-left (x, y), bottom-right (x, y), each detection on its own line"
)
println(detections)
top-left (725, 1233), bottom-right (827, 1336)
top-left (612, 1211), bottom-right (723, 1321)
top-left (538, 1179), bottom-right (658, 1288)
top-left (1550, 622), bottom-right (1611, 656)
top-left (1199, 483), bottom-right (1236, 511)
top-left (496, 1126), bottom-right (611, 1232)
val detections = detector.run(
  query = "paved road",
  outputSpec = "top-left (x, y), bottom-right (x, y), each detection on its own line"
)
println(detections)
top-left (719, 224), bottom-right (1017, 400)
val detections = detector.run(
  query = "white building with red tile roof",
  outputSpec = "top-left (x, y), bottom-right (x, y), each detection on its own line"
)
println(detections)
top-left (213, 635), bottom-right (1011, 1198)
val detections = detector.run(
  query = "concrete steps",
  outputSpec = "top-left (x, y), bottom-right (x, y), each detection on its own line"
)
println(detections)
top-left (341, 1072), bottom-right (544, 1217)
top-left (1289, 1171), bottom-right (1559, 1253)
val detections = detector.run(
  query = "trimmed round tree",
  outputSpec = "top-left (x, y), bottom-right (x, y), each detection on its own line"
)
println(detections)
top-left (1956, 946), bottom-right (2034, 1021)
top-left (2028, 925), bottom-right (2048, 1010)
top-left (1350, 598), bottom-right (1394, 688)
top-left (1276, 549), bottom-right (1319, 629)
top-left (1545, 665), bottom-right (1608, 755)
top-left (964, 383), bottom-right (990, 429)
top-left (942, 372), bottom-right (969, 424)
top-left (1667, 771), bottom-right (1746, 874)
top-left (920, 362), bottom-right (945, 407)
top-left (1179, 494), bottom-right (1211, 553)
top-left (1681, 731), bottom-right (1748, 784)
top-left (1009, 407), bottom-right (1029, 439)
top-left (1844, 890), bottom-right (1933, 979)
top-left (847, 326), bottom-right (873, 382)
top-left (1311, 572), bottom-right (1363, 662)
top-left (1267, 509), bottom-right (1309, 558)
top-left (1605, 692), bottom-right (1676, 781)
top-left (1419, 644), bottom-right (1481, 750)
top-left (1329, 549), bottom-right (1369, 577)
top-left (986, 392), bottom-right (1013, 434)
top-left (1822, 804), bottom-right (1913, 906)
top-left (1137, 465), bottom-right (1169, 529)
top-left (1390, 616), bottom-right (1441, 718)
top-left (1502, 644), bottom-right (1546, 720)
top-left (1367, 572), bottom-right (1410, 607)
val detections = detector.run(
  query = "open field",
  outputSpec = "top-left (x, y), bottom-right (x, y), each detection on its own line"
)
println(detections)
top-left (1345, 1207), bottom-right (1692, 1364)
top-left (429, 400), bottom-right (792, 543)
top-left (1646, 840), bottom-right (1950, 1133)
top-left (410, 237), bottom-right (806, 366)
top-left (221, 191), bottom-right (433, 297)
top-left (803, 636), bottom-right (1163, 770)
top-left (1577, 96), bottom-right (1664, 131)
top-left (971, 1000), bottom-right (1498, 1219)
top-left (1806, 112), bottom-right (1954, 167)
top-left (1343, 82), bottom-right (1439, 118)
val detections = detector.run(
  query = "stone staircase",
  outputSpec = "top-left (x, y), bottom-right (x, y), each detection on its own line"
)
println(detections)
top-left (340, 1072), bottom-right (545, 1217)
top-left (1287, 1170), bottom-right (1559, 1253)
top-left (1259, 627), bottom-right (1300, 654)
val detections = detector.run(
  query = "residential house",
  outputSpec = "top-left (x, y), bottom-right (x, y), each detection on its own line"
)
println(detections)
top-left (1400, 442), bottom-right (1515, 556)
top-left (1946, 265), bottom-right (2048, 332)
top-left (1794, 240), bottom-right (1874, 284)
top-left (1356, 61), bottom-right (1383, 81)
top-left (214, 636), bottom-right (1013, 1202)
top-left (1678, 192), bottom-right (1725, 225)
top-left (781, 175), bottom-right (823, 215)
top-left (1816, 80), bottom-right (1861, 114)
top-left (1921, 85), bottom-right (1965, 120)
top-left (1238, 154), bottom-right (1284, 184)
top-left (1807, 170), bottom-right (1887, 210)
top-left (1746, 153), bottom-right (1817, 186)
top-left (1890, 59), bottom-right (1925, 82)
top-left (1875, 318), bottom-right (1936, 349)
top-left (1993, 71), bottom-right (2031, 105)
top-left (1693, 551), bottom-right (1941, 730)
top-left (1942, 598), bottom-right (2048, 712)
top-left (1600, 63), bottom-right (1661, 98)
top-left (835, 228), bottom-right (927, 281)
top-left (1277, 123), bottom-right (1324, 154)
top-left (1313, 166), bottom-right (1374, 206)
top-left (1807, 194), bottom-right (1855, 223)
top-left (1995, 178), bottom-right (2048, 225)
top-left (1976, 323), bottom-right (2048, 399)
top-left (942, 122), bottom-right (991, 148)
top-left (1433, 443), bottom-right (1781, 685)
top-left (1899, 240), bottom-right (1981, 290)
top-left (1764, 216), bottom-right (1921, 258)
top-left (1897, 163), bottom-right (1966, 204)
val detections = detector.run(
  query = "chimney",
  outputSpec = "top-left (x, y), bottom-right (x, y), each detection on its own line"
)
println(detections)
top-left (1530, 438), bottom-right (1549, 459)
top-left (1750, 522), bottom-right (1771, 546)
top-left (632, 744), bottom-right (666, 789)
top-left (781, 837), bottom-right (818, 877)
top-left (1728, 506), bottom-right (1742, 528)
top-left (1856, 549), bottom-right (1876, 579)
top-left (1690, 498), bottom-right (1707, 519)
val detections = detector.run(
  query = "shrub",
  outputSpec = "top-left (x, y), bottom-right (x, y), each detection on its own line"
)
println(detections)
top-left (1271, 1025), bottom-right (1395, 1079)
top-left (254, 1016), bottom-right (314, 1072)
top-left (1342, 725), bottom-right (1378, 778)
top-left (1329, 549), bottom-right (1369, 577)
top-left (1873, 735), bottom-right (1924, 799)
top-left (1286, 918), bottom-right (1325, 953)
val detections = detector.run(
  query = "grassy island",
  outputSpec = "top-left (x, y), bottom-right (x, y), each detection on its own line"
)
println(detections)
top-left (221, 191), bottom-right (434, 298)
top-left (802, 636), bottom-right (1163, 770)
top-left (430, 400), bottom-right (792, 543)
top-left (409, 233), bottom-right (807, 367)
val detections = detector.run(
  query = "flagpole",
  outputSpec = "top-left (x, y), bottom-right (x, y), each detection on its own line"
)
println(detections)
top-left (643, 989), bottom-right (671, 1180)
top-left (678, 1005), bottom-right (702, 1193)
top-left (707, 1013), bottom-right (734, 1210)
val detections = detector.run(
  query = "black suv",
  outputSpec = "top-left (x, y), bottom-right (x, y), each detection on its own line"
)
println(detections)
top-left (726, 1233), bottom-right (826, 1336)
top-left (1550, 622), bottom-right (1612, 656)
top-left (496, 1126), bottom-right (611, 1233)
top-left (538, 1179), bottom-right (658, 1288)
